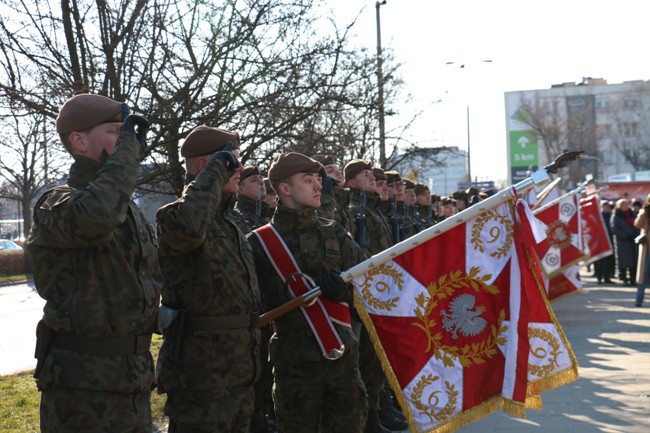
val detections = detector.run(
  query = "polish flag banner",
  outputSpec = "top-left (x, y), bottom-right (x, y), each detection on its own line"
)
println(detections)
top-left (579, 196), bottom-right (614, 265)
top-left (544, 264), bottom-right (582, 300)
top-left (533, 193), bottom-right (588, 278)
top-left (351, 197), bottom-right (578, 433)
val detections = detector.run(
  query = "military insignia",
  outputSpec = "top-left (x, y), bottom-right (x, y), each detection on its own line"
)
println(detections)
top-left (413, 267), bottom-right (508, 367)
top-left (471, 209), bottom-right (513, 259)
top-left (528, 324), bottom-right (563, 378)
top-left (358, 263), bottom-right (403, 311)
top-left (410, 374), bottom-right (459, 423)
top-left (546, 220), bottom-right (572, 250)
top-left (441, 294), bottom-right (487, 340)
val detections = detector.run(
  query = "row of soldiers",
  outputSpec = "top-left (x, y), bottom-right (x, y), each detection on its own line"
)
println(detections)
top-left (27, 93), bottom-right (488, 433)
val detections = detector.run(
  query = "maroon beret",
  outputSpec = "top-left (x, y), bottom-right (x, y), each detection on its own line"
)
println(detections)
top-left (343, 159), bottom-right (372, 183)
top-left (268, 152), bottom-right (322, 182)
top-left (239, 165), bottom-right (261, 183)
top-left (372, 167), bottom-right (387, 181)
top-left (56, 94), bottom-right (124, 134)
top-left (311, 154), bottom-right (336, 166)
top-left (385, 171), bottom-right (402, 185)
top-left (414, 183), bottom-right (430, 196)
top-left (181, 125), bottom-right (240, 158)
top-left (403, 179), bottom-right (415, 189)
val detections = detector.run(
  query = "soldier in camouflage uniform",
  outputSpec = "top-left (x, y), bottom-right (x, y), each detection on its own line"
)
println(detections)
top-left (312, 154), bottom-right (353, 232)
top-left (414, 183), bottom-right (434, 230)
top-left (27, 94), bottom-right (161, 433)
top-left (344, 160), bottom-right (406, 433)
top-left (156, 125), bottom-right (261, 433)
top-left (248, 152), bottom-right (368, 433)
top-left (234, 166), bottom-right (277, 433)
top-left (234, 165), bottom-right (267, 232)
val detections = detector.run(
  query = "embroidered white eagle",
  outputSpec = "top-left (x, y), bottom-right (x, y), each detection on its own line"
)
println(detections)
top-left (440, 293), bottom-right (487, 339)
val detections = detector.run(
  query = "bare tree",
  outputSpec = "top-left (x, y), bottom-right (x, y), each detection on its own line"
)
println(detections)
top-left (0, 108), bottom-right (67, 237)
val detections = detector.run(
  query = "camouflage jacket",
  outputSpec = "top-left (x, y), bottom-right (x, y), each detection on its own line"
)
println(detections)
top-left (347, 189), bottom-right (393, 256)
top-left (234, 194), bottom-right (266, 232)
top-left (27, 132), bottom-right (162, 393)
top-left (415, 204), bottom-right (434, 230)
top-left (248, 205), bottom-right (365, 363)
top-left (156, 160), bottom-right (261, 391)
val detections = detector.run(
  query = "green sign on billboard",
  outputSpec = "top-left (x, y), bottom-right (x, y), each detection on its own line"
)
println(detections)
top-left (509, 130), bottom-right (538, 167)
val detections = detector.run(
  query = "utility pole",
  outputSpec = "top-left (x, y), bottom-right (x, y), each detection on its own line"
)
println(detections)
top-left (376, 0), bottom-right (387, 167)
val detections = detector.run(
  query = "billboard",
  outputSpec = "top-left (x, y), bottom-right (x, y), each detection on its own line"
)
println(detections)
top-left (509, 130), bottom-right (538, 183)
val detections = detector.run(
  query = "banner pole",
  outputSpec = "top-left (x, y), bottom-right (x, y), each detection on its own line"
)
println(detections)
top-left (532, 184), bottom-right (587, 215)
top-left (342, 169), bottom-right (549, 282)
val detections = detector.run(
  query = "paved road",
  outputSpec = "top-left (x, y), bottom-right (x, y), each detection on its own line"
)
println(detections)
top-left (0, 280), bottom-right (43, 376)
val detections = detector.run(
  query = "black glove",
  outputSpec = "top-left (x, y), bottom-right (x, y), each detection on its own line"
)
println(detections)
top-left (319, 166), bottom-right (337, 197)
top-left (213, 142), bottom-right (240, 176)
top-left (318, 270), bottom-right (348, 301)
top-left (121, 114), bottom-right (150, 155)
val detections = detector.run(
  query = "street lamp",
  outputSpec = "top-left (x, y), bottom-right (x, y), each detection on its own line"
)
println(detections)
top-left (446, 60), bottom-right (493, 184)
top-left (376, 0), bottom-right (387, 167)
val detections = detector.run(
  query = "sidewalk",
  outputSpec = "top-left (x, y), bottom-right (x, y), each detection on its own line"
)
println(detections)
top-left (456, 271), bottom-right (650, 433)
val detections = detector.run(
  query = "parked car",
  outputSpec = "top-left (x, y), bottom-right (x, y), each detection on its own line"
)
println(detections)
top-left (0, 239), bottom-right (23, 251)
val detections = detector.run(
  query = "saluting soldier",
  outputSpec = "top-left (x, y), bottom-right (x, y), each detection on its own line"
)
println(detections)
top-left (155, 125), bottom-right (261, 433)
top-left (27, 94), bottom-right (162, 432)
top-left (248, 152), bottom-right (368, 433)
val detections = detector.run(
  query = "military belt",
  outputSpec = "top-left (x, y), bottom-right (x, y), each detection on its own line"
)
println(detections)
top-left (54, 333), bottom-right (152, 355)
top-left (185, 313), bottom-right (259, 331)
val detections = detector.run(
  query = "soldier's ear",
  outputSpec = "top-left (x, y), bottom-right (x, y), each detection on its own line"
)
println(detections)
top-left (68, 131), bottom-right (89, 155)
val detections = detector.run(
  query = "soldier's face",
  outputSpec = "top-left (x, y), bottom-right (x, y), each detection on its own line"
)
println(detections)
top-left (406, 189), bottom-right (416, 205)
top-left (282, 172), bottom-right (322, 210)
top-left (238, 175), bottom-right (265, 200)
top-left (223, 150), bottom-right (244, 194)
top-left (349, 170), bottom-right (375, 192)
top-left (396, 182), bottom-right (405, 201)
top-left (76, 122), bottom-right (122, 162)
top-left (417, 192), bottom-right (431, 205)
top-left (325, 164), bottom-right (343, 185)
top-left (375, 180), bottom-right (389, 200)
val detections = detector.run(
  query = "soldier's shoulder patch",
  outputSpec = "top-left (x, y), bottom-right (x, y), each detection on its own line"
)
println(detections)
top-left (38, 187), bottom-right (73, 211)
top-left (346, 231), bottom-right (354, 240)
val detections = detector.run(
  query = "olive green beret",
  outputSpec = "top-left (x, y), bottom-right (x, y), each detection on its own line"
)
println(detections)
top-left (372, 167), bottom-right (387, 181)
top-left (268, 152), bottom-right (322, 181)
top-left (343, 159), bottom-right (372, 183)
top-left (385, 171), bottom-right (402, 185)
top-left (239, 165), bottom-right (261, 183)
top-left (311, 154), bottom-right (336, 166)
top-left (414, 183), bottom-right (430, 196)
top-left (181, 125), bottom-right (240, 158)
top-left (56, 94), bottom-right (124, 134)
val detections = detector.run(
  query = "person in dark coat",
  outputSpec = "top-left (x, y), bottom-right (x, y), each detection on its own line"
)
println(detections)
top-left (610, 198), bottom-right (640, 286)
top-left (594, 201), bottom-right (615, 284)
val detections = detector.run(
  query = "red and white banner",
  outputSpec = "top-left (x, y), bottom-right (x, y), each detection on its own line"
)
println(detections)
top-left (351, 198), bottom-right (578, 433)
top-left (579, 196), bottom-right (614, 265)
top-left (533, 193), bottom-right (588, 278)
top-left (544, 264), bottom-right (582, 300)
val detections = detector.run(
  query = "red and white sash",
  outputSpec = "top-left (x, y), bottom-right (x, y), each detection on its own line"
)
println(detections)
top-left (253, 224), bottom-right (351, 359)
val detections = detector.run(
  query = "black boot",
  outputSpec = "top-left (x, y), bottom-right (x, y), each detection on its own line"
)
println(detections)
top-left (364, 409), bottom-right (391, 433)
top-left (379, 389), bottom-right (408, 430)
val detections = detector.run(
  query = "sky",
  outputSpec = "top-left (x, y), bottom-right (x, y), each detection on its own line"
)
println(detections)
top-left (325, 0), bottom-right (650, 183)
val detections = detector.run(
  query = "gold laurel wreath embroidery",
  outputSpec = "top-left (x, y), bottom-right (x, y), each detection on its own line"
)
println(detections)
top-left (411, 374), bottom-right (459, 423)
top-left (528, 326), bottom-right (562, 378)
top-left (359, 263), bottom-right (403, 311)
top-left (413, 267), bottom-right (507, 367)
top-left (471, 210), bottom-right (513, 260)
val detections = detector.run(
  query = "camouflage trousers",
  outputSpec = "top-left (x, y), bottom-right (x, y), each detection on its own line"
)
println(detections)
top-left (251, 325), bottom-right (275, 432)
top-left (359, 326), bottom-right (386, 410)
top-left (165, 386), bottom-right (254, 433)
top-left (272, 344), bottom-right (368, 433)
top-left (40, 388), bottom-right (151, 433)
